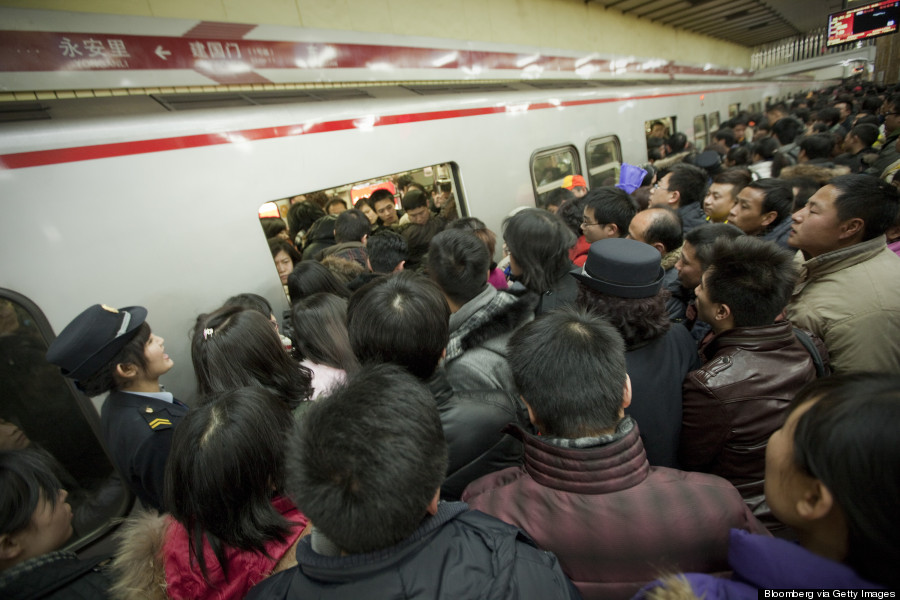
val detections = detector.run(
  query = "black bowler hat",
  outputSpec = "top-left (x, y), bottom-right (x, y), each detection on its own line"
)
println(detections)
top-left (570, 238), bottom-right (664, 299)
top-left (46, 304), bottom-right (148, 381)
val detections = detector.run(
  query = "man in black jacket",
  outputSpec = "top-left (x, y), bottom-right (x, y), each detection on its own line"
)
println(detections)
top-left (246, 364), bottom-right (578, 600)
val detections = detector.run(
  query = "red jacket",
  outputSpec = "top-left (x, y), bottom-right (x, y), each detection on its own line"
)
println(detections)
top-left (569, 235), bottom-right (590, 267)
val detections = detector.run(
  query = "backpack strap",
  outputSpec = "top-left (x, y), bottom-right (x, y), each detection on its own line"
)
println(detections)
top-left (793, 328), bottom-right (826, 378)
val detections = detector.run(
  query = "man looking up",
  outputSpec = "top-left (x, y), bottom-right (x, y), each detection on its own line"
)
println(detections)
top-left (581, 187), bottom-right (638, 244)
top-left (648, 163), bottom-right (708, 233)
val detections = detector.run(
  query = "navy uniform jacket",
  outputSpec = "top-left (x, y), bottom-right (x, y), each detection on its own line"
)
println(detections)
top-left (100, 391), bottom-right (187, 511)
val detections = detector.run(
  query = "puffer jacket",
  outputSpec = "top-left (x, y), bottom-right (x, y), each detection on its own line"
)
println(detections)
top-left (244, 502), bottom-right (579, 600)
top-left (679, 320), bottom-right (827, 529)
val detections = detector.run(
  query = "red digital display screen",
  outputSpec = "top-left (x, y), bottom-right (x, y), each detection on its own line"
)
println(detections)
top-left (827, 0), bottom-right (900, 47)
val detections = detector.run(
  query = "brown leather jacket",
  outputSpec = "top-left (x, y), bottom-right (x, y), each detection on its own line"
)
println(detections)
top-left (679, 320), bottom-right (827, 529)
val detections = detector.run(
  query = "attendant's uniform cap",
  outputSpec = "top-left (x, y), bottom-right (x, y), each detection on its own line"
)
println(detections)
top-left (570, 238), bottom-right (664, 299)
top-left (46, 304), bottom-right (148, 381)
top-left (562, 174), bottom-right (587, 190)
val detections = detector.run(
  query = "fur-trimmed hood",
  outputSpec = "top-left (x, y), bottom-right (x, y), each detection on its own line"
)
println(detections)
top-left (779, 163), bottom-right (851, 186)
top-left (110, 511), bottom-right (168, 600)
top-left (446, 286), bottom-right (538, 362)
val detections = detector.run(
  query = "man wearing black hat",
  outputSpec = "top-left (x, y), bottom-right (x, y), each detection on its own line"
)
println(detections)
top-left (46, 304), bottom-right (186, 511)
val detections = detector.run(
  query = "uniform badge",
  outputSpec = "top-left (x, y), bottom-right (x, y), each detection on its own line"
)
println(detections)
top-left (141, 407), bottom-right (173, 430)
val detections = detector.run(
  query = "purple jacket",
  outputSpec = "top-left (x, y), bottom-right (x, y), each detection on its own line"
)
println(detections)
top-left (463, 418), bottom-right (768, 600)
top-left (634, 529), bottom-right (883, 600)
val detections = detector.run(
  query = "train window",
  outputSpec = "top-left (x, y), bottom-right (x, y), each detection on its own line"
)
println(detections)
top-left (709, 111), bottom-right (721, 134)
top-left (645, 117), bottom-right (675, 139)
top-left (728, 104), bottom-right (740, 118)
top-left (263, 163), bottom-right (465, 298)
top-left (747, 102), bottom-right (762, 116)
top-left (693, 115), bottom-right (708, 151)
top-left (530, 146), bottom-right (581, 207)
top-left (585, 136), bottom-right (622, 189)
top-left (0, 290), bottom-right (131, 550)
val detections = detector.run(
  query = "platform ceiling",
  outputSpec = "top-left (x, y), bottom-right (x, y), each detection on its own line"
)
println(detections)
top-left (588, 0), bottom-right (846, 47)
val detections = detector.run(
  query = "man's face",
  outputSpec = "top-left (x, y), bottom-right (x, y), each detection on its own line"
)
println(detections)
top-left (733, 123), bottom-right (747, 141)
top-left (406, 205), bottom-right (430, 226)
top-left (373, 199), bottom-right (398, 225)
top-left (627, 210), bottom-right (651, 244)
top-left (704, 183), bottom-right (737, 223)
top-left (836, 102), bottom-right (851, 120)
top-left (728, 186), bottom-right (771, 236)
top-left (581, 206), bottom-right (616, 244)
top-left (648, 173), bottom-right (676, 208)
top-left (675, 241), bottom-right (702, 289)
top-left (883, 103), bottom-right (900, 134)
top-left (650, 124), bottom-right (667, 138)
top-left (788, 185), bottom-right (847, 258)
top-left (694, 270), bottom-right (718, 327)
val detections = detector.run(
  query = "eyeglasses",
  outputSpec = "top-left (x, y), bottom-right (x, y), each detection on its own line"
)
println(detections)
top-left (652, 182), bottom-right (670, 191)
top-left (581, 220), bottom-right (601, 228)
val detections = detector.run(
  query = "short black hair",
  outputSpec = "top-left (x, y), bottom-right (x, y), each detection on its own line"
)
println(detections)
top-left (704, 236), bottom-right (796, 327)
top-left (0, 449), bottom-right (62, 537)
top-left (640, 208), bottom-right (683, 253)
top-left (829, 174), bottom-right (900, 240)
top-left (427, 229), bottom-right (490, 306)
top-left (556, 194), bottom-right (588, 236)
top-left (347, 271), bottom-right (449, 380)
top-left (684, 223), bottom-right (745, 271)
top-left (583, 187), bottom-right (638, 237)
top-left (334, 209), bottom-right (370, 243)
top-left (849, 123), bottom-right (879, 148)
top-left (745, 178), bottom-right (794, 229)
top-left (400, 188), bottom-right (428, 212)
top-left (366, 230), bottom-right (408, 273)
top-left (799, 134), bottom-right (835, 160)
top-left (726, 146), bottom-right (751, 167)
top-left (772, 117), bottom-right (804, 145)
top-left (368, 188), bottom-right (395, 208)
top-left (260, 217), bottom-right (287, 239)
top-left (503, 208), bottom-right (576, 293)
top-left (667, 132), bottom-right (688, 153)
top-left (712, 167), bottom-right (753, 190)
top-left (508, 307), bottom-right (626, 438)
top-left (326, 198), bottom-right (348, 212)
top-left (165, 386), bottom-right (295, 580)
top-left (666, 163), bottom-right (708, 206)
top-left (751, 137), bottom-right (779, 161)
top-left (544, 187), bottom-right (575, 211)
top-left (76, 322), bottom-right (151, 396)
top-left (713, 127), bottom-right (736, 147)
top-left (287, 261), bottom-right (351, 301)
top-left (789, 373), bottom-right (900, 587)
top-left (288, 363), bottom-right (447, 554)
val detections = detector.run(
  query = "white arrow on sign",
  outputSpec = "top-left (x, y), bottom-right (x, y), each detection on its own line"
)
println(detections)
top-left (155, 46), bottom-right (172, 60)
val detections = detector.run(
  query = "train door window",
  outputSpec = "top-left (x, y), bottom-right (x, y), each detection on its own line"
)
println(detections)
top-left (693, 115), bottom-right (708, 151)
top-left (728, 104), bottom-right (740, 118)
top-left (0, 290), bottom-right (131, 550)
top-left (709, 111), bottom-right (721, 134)
top-left (748, 102), bottom-right (762, 116)
top-left (645, 117), bottom-right (675, 140)
top-left (530, 145), bottom-right (580, 207)
top-left (263, 163), bottom-right (465, 299)
top-left (585, 136), bottom-right (622, 189)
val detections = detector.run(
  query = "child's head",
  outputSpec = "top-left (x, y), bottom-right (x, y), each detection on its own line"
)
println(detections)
top-left (765, 373), bottom-right (900, 587)
top-left (46, 305), bottom-right (172, 396)
top-left (0, 449), bottom-right (73, 570)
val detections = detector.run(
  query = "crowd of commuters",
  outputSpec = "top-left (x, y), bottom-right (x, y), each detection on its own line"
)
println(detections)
top-left (3, 84), bottom-right (900, 600)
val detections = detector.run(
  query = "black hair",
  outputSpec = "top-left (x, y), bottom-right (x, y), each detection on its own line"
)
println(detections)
top-left (427, 229), bottom-right (490, 306)
top-left (503, 208), bottom-right (576, 294)
top-left (576, 285), bottom-right (671, 348)
top-left (366, 230), bottom-right (408, 274)
top-left (556, 195), bottom-right (588, 236)
top-left (397, 175), bottom-right (414, 190)
top-left (286, 202), bottom-right (326, 243)
top-left (325, 198), bottom-right (348, 213)
top-left (666, 163), bottom-right (708, 206)
top-left (287, 363), bottom-right (447, 554)
top-left (667, 132), bottom-right (688, 153)
top-left (260, 218), bottom-right (288, 239)
top-left (447, 217), bottom-right (498, 265)
top-left (368, 188), bottom-right (395, 207)
top-left (191, 306), bottom-right (312, 408)
top-left (787, 373), bottom-right (900, 587)
top-left (583, 187), bottom-right (638, 237)
top-left (704, 236), bottom-right (796, 327)
top-left (544, 187), bottom-right (575, 211)
top-left (222, 293), bottom-right (274, 319)
top-left (751, 137), bottom-right (779, 161)
top-left (334, 209), bottom-right (370, 243)
top-left (816, 106), bottom-right (841, 127)
top-left (855, 114), bottom-right (879, 127)
top-left (508, 307), bottom-right (626, 437)
top-left (164, 386), bottom-right (296, 581)
top-left (287, 261), bottom-right (351, 301)
top-left (772, 117), bottom-right (804, 145)
top-left (712, 167), bottom-right (753, 190)
top-left (745, 178), bottom-right (794, 229)
top-left (848, 123), bottom-right (879, 148)
top-left (290, 293), bottom-right (358, 371)
top-left (400, 188), bottom-right (428, 212)
top-left (799, 134), bottom-right (835, 160)
top-left (861, 95), bottom-right (882, 113)
top-left (829, 174), bottom-right (900, 240)
top-left (713, 127), bottom-right (736, 147)
top-left (268, 238), bottom-right (301, 265)
top-left (76, 322), bottom-right (151, 396)
top-left (0, 449), bottom-right (62, 537)
top-left (726, 145), bottom-right (751, 167)
top-left (347, 271), bottom-right (449, 380)
top-left (640, 207), bottom-right (683, 253)
top-left (684, 223), bottom-right (745, 271)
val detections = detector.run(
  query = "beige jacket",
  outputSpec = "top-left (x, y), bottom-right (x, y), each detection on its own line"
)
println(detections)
top-left (786, 236), bottom-right (900, 374)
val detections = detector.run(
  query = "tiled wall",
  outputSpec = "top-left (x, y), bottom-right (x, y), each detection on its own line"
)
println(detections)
top-left (0, 0), bottom-right (752, 68)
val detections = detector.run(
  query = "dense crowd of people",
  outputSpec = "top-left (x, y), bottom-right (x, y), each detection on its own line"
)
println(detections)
top-left (3, 84), bottom-right (900, 600)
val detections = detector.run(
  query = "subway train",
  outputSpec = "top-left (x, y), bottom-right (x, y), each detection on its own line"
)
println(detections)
top-left (0, 74), bottom-right (815, 549)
